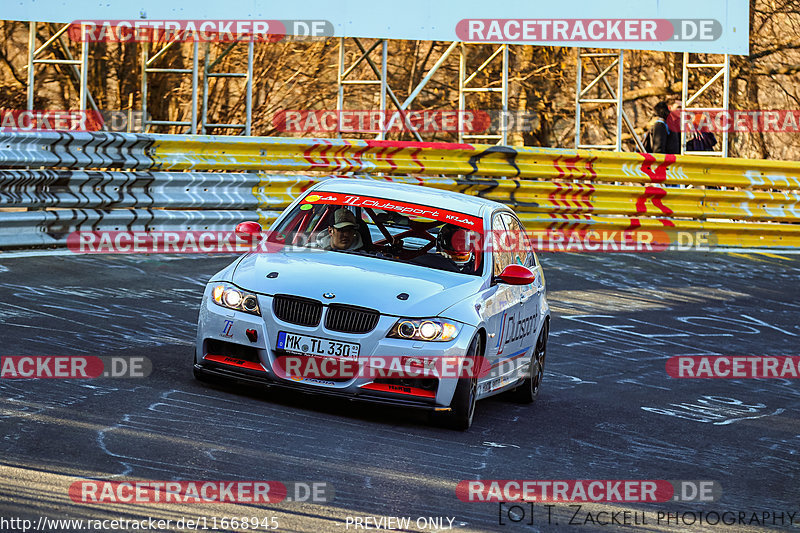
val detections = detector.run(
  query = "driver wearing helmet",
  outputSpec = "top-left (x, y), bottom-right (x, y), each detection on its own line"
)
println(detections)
top-left (428, 224), bottom-right (478, 274)
top-left (437, 224), bottom-right (474, 267)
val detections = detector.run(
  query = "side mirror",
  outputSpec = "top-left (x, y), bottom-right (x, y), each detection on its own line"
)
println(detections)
top-left (235, 221), bottom-right (262, 243)
top-left (496, 264), bottom-right (535, 285)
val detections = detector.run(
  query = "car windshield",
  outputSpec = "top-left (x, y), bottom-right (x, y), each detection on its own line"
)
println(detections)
top-left (267, 191), bottom-right (484, 276)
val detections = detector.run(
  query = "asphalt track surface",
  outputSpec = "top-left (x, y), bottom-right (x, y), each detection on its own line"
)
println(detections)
top-left (0, 251), bottom-right (799, 533)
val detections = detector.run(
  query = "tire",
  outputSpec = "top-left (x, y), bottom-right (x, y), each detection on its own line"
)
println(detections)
top-left (511, 320), bottom-right (548, 404)
top-left (434, 336), bottom-right (481, 431)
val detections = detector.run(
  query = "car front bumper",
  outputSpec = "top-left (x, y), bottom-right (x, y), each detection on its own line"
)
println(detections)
top-left (195, 285), bottom-right (478, 410)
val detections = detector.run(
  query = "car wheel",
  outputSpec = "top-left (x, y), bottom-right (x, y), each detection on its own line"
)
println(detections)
top-left (434, 335), bottom-right (481, 431)
top-left (511, 320), bottom-right (548, 404)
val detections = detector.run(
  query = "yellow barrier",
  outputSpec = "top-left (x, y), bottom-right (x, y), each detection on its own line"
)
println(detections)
top-left (245, 172), bottom-right (800, 250)
top-left (146, 136), bottom-right (800, 250)
top-left (4, 132), bottom-right (798, 250)
top-left (151, 136), bottom-right (800, 188)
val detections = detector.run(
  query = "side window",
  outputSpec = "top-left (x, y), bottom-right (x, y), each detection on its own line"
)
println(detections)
top-left (500, 213), bottom-right (533, 268)
top-left (492, 214), bottom-right (515, 276)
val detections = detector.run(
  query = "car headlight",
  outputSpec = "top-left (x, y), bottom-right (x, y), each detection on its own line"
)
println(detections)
top-left (210, 282), bottom-right (261, 316)
top-left (387, 318), bottom-right (460, 342)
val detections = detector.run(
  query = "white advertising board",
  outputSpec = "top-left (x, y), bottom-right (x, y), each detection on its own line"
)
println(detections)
top-left (1, 0), bottom-right (749, 54)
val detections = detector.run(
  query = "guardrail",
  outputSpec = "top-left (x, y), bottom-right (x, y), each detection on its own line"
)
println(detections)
top-left (1, 131), bottom-right (799, 251)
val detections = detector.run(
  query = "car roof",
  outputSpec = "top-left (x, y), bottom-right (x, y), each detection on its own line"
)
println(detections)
top-left (314, 178), bottom-right (509, 218)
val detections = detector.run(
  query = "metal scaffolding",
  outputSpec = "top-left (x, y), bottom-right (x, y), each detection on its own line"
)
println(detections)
top-left (336, 38), bottom-right (464, 142)
top-left (26, 22), bottom-right (98, 114)
top-left (458, 43), bottom-right (508, 145)
top-left (575, 49), bottom-right (630, 151)
top-left (141, 39), bottom-right (199, 133)
top-left (23, 23), bottom-right (731, 154)
top-left (574, 49), bottom-right (730, 155)
top-left (201, 40), bottom-right (254, 135)
top-left (681, 53), bottom-right (730, 157)
top-left (336, 38), bottom-right (393, 140)
top-left (336, 39), bottom-right (511, 144)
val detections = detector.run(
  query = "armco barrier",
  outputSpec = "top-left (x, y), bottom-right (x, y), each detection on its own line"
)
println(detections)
top-left (1, 131), bottom-right (799, 251)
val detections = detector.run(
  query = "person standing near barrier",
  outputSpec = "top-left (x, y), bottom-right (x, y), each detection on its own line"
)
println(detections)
top-left (642, 101), bottom-right (680, 154)
top-left (686, 113), bottom-right (718, 152)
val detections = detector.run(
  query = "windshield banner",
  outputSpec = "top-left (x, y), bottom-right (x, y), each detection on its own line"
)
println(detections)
top-left (301, 192), bottom-right (483, 231)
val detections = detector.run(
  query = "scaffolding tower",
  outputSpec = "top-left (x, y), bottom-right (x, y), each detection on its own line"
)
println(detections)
top-left (681, 53), bottom-right (730, 157)
top-left (24, 23), bottom-right (731, 155)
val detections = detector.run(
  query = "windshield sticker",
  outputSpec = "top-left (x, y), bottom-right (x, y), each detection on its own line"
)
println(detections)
top-left (302, 192), bottom-right (482, 230)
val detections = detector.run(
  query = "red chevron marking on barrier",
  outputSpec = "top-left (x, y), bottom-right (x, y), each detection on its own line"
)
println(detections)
top-left (409, 147), bottom-right (425, 173)
top-left (580, 183), bottom-right (595, 211)
top-left (573, 183), bottom-right (592, 212)
top-left (332, 144), bottom-right (350, 173)
top-left (550, 183), bottom-right (593, 214)
top-left (549, 182), bottom-right (564, 211)
top-left (563, 185), bottom-right (574, 211)
top-left (568, 184), bottom-right (586, 213)
top-left (558, 183), bottom-right (572, 212)
top-left (351, 144), bottom-right (370, 173)
top-left (384, 147), bottom-right (405, 172)
top-left (563, 155), bottom-right (582, 179)
top-left (371, 146), bottom-right (389, 171)
top-left (302, 144), bottom-right (317, 168)
top-left (648, 187), bottom-right (673, 216)
top-left (584, 157), bottom-right (598, 180)
top-left (569, 214), bottom-right (591, 230)
top-left (552, 156), bottom-right (565, 180)
top-left (556, 214), bottom-right (587, 230)
top-left (315, 140), bottom-right (333, 170)
top-left (339, 141), bottom-right (356, 173)
top-left (371, 146), bottom-right (387, 172)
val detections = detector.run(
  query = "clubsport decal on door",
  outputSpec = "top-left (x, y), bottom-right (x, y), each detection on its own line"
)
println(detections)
top-left (496, 311), bottom-right (535, 355)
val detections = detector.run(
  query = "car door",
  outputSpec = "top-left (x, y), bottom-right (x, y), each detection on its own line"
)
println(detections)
top-left (479, 211), bottom-right (528, 395)
top-left (501, 212), bottom-right (543, 360)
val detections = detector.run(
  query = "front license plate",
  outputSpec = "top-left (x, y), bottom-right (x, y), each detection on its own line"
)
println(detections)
top-left (276, 331), bottom-right (360, 360)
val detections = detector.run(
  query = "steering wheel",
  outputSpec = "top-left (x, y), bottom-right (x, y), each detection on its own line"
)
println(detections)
top-left (386, 237), bottom-right (405, 257)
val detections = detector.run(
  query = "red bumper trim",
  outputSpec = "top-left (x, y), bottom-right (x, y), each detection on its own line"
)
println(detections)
top-left (204, 354), bottom-right (266, 372)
